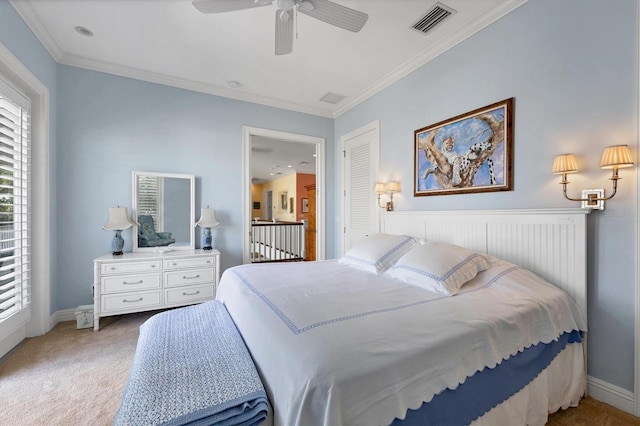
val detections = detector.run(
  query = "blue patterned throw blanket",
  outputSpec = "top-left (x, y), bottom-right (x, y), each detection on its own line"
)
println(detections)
top-left (114, 301), bottom-right (268, 426)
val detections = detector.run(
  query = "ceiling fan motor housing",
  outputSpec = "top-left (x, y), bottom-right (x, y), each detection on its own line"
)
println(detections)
top-left (195, 0), bottom-right (368, 55)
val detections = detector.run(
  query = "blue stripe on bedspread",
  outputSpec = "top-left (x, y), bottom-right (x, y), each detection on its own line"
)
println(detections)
top-left (391, 330), bottom-right (583, 426)
top-left (114, 300), bottom-right (268, 426)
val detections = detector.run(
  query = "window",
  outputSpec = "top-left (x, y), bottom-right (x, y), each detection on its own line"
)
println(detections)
top-left (136, 175), bottom-right (162, 228)
top-left (0, 76), bottom-right (31, 327)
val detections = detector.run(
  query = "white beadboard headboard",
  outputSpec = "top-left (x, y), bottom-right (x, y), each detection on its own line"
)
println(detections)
top-left (380, 209), bottom-right (589, 321)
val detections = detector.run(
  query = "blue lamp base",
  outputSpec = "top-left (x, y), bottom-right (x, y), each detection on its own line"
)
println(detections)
top-left (202, 227), bottom-right (213, 250)
top-left (112, 230), bottom-right (124, 255)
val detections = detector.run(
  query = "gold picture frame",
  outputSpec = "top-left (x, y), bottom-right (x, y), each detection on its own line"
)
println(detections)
top-left (414, 98), bottom-right (514, 196)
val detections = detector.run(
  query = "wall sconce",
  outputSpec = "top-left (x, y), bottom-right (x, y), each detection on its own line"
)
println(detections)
top-left (195, 206), bottom-right (219, 250)
top-left (375, 181), bottom-right (400, 211)
top-left (102, 206), bottom-right (135, 255)
top-left (552, 145), bottom-right (634, 210)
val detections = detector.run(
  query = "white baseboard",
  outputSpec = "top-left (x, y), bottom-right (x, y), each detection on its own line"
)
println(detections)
top-left (49, 308), bottom-right (76, 329)
top-left (588, 375), bottom-right (636, 415)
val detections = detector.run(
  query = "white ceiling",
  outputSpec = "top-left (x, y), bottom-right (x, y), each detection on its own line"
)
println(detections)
top-left (10, 0), bottom-right (525, 118)
top-left (251, 136), bottom-right (316, 183)
top-left (11, 0), bottom-right (525, 183)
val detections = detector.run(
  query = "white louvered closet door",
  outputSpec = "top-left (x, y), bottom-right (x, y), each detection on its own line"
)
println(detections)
top-left (342, 122), bottom-right (379, 254)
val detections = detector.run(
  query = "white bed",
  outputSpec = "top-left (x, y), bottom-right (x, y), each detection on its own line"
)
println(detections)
top-left (217, 208), bottom-right (589, 425)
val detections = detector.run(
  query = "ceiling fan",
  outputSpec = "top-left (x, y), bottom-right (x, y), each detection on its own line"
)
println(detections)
top-left (192, 0), bottom-right (369, 55)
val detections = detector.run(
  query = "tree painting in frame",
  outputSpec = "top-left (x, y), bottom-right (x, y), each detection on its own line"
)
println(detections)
top-left (414, 98), bottom-right (514, 196)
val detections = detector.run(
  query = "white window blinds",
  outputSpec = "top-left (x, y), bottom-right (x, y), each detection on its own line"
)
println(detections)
top-left (0, 77), bottom-right (31, 323)
top-left (136, 175), bottom-right (161, 227)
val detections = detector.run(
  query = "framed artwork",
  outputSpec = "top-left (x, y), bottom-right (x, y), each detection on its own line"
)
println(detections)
top-left (301, 198), bottom-right (309, 213)
top-left (289, 197), bottom-right (294, 214)
top-left (280, 192), bottom-right (288, 210)
top-left (253, 201), bottom-right (260, 210)
top-left (414, 98), bottom-right (514, 197)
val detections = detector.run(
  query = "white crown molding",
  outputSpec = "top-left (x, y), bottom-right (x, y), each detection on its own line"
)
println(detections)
top-left (58, 53), bottom-right (334, 118)
top-left (11, 0), bottom-right (332, 117)
top-left (11, 0), bottom-right (526, 120)
top-left (9, 0), bottom-right (63, 61)
top-left (332, 0), bottom-right (528, 118)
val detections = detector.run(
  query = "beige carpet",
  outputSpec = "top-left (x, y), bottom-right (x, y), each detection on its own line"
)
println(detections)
top-left (1, 312), bottom-right (639, 426)
top-left (0, 312), bottom-right (156, 426)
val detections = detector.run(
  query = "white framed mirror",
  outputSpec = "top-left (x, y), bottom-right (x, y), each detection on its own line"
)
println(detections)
top-left (132, 171), bottom-right (195, 252)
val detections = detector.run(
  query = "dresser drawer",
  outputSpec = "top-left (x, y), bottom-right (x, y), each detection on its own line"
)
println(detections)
top-left (101, 273), bottom-right (161, 294)
top-left (164, 268), bottom-right (215, 287)
top-left (164, 257), bottom-right (216, 270)
top-left (100, 290), bottom-right (162, 313)
top-left (165, 284), bottom-right (214, 305)
top-left (101, 261), bottom-right (162, 275)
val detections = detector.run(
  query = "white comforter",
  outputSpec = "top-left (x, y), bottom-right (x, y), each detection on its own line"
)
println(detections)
top-left (217, 259), bottom-right (586, 426)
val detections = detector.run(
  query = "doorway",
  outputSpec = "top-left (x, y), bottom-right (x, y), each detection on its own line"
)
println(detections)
top-left (242, 126), bottom-right (325, 264)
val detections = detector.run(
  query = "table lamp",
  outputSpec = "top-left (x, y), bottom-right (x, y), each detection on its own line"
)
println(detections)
top-left (102, 206), bottom-right (135, 255)
top-left (195, 206), bottom-right (219, 250)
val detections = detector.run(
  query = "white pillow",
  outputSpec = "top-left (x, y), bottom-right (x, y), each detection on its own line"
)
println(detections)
top-left (384, 241), bottom-right (489, 295)
top-left (339, 233), bottom-right (420, 274)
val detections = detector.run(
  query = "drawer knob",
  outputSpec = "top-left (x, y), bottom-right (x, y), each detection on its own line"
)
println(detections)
top-left (110, 267), bottom-right (116, 271)
top-left (206, 260), bottom-right (211, 263)
top-left (183, 274), bottom-right (200, 280)
top-left (123, 280), bottom-right (143, 285)
top-left (151, 265), bottom-right (157, 268)
top-left (183, 290), bottom-right (200, 296)
top-left (123, 297), bottom-right (143, 303)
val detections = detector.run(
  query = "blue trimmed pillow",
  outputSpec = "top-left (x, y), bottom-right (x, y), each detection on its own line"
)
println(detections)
top-left (384, 241), bottom-right (489, 295)
top-left (339, 233), bottom-right (420, 275)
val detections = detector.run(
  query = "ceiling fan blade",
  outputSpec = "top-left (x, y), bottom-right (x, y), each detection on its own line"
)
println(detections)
top-left (298, 0), bottom-right (368, 32)
top-left (275, 10), bottom-right (294, 55)
top-left (192, 0), bottom-right (273, 14)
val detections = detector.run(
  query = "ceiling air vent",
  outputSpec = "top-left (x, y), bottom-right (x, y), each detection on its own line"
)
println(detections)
top-left (320, 92), bottom-right (346, 105)
top-left (411, 3), bottom-right (456, 34)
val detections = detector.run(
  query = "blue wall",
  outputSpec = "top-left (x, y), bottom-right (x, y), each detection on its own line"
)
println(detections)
top-left (335, 0), bottom-right (638, 391)
top-left (56, 66), bottom-right (334, 311)
top-left (1, 0), bottom-right (637, 396)
top-left (0, 0), bottom-right (58, 313)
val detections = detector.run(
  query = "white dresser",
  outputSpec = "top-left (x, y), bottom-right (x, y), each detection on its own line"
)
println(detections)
top-left (93, 249), bottom-right (220, 331)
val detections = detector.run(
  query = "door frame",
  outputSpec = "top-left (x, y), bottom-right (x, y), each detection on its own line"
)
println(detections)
top-left (635, 3), bottom-right (640, 415)
top-left (338, 120), bottom-right (380, 256)
top-left (0, 43), bottom-right (50, 356)
top-left (242, 126), bottom-right (325, 264)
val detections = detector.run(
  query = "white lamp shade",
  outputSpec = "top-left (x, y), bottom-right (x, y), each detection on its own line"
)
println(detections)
top-left (196, 207), bottom-right (219, 228)
top-left (374, 183), bottom-right (385, 193)
top-left (386, 181), bottom-right (401, 193)
top-left (102, 207), bottom-right (135, 231)
top-left (551, 154), bottom-right (579, 174)
top-left (600, 145), bottom-right (634, 169)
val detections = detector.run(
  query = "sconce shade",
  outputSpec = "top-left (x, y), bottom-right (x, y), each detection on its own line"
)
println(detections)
top-left (386, 181), bottom-right (401, 193)
top-left (551, 154), bottom-right (578, 174)
top-left (600, 145), bottom-right (634, 169)
top-left (195, 207), bottom-right (219, 228)
top-left (374, 183), bottom-right (386, 193)
top-left (102, 207), bottom-right (135, 231)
